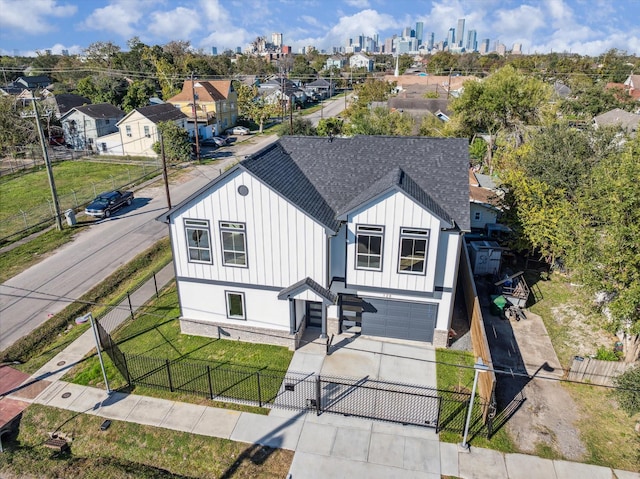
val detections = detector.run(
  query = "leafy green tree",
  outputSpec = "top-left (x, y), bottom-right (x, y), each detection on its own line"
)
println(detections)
top-left (121, 80), bottom-right (157, 113)
top-left (426, 51), bottom-right (458, 74)
top-left (290, 55), bottom-right (316, 79)
top-left (75, 75), bottom-right (128, 106)
top-left (560, 83), bottom-right (635, 117)
top-left (451, 65), bottom-right (551, 172)
top-left (349, 107), bottom-right (415, 136)
top-left (151, 121), bottom-right (192, 163)
top-left (317, 117), bottom-right (344, 137)
top-left (352, 78), bottom-right (395, 106)
top-left (613, 365), bottom-right (640, 415)
top-left (0, 96), bottom-right (37, 152)
top-left (277, 117), bottom-right (316, 136)
top-left (84, 41), bottom-right (121, 69)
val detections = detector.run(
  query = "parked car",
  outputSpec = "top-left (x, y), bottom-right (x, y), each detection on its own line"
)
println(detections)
top-left (212, 136), bottom-right (229, 146)
top-left (85, 190), bottom-right (134, 218)
top-left (225, 126), bottom-right (250, 135)
top-left (199, 138), bottom-right (219, 147)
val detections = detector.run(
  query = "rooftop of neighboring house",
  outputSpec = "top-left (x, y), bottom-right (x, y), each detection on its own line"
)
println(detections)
top-left (51, 93), bottom-right (91, 115)
top-left (469, 169), bottom-right (501, 207)
top-left (167, 80), bottom-right (233, 103)
top-left (593, 108), bottom-right (640, 131)
top-left (166, 136), bottom-right (470, 232)
top-left (133, 103), bottom-right (187, 123)
top-left (63, 103), bottom-right (125, 119)
top-left (385, 74), bottom-right (474, 94)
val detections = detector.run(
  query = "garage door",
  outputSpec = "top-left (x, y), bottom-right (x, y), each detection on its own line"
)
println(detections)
top-left (361, 299), bottom-right (437, 342)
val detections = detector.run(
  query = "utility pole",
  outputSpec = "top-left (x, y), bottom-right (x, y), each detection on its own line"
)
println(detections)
top-left (31, 90), bottom-right (62, 231)
top-left (447, 68), bottom-right (452, 99)
top-left (190, 72), bottom-right (200, 162)
top-left (159, 131), bottom-right (171, 209)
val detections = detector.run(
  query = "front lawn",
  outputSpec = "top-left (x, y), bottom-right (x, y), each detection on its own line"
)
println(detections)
top-left (0, 404), bottom-right (293, 479)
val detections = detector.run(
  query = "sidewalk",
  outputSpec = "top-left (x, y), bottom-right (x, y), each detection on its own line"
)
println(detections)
top-left (5, 265), bottom-right (638, 479)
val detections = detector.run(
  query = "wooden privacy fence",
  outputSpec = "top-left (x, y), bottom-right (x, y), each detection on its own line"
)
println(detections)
top-left (567, 356), bottom-right (632, 386)
top-left (460, 243), bottom-right (497, 421)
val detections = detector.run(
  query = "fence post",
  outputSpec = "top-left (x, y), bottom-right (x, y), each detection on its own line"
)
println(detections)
top-left (153, 272), bottom-right (158, 298)
top-left (315, 374), bottom-right (322, 415)
top-left (166, 359), bottom-right (173, 392)
top-left (92, 183), bottom-right (97, 197)
top-left (256, 372), bottom-right (262, 407)
top-left (127, 292), bottom-right (134, 320)
top-left (122, 352), bottom-right (132, 386)
top-left (20, 209), bottom-right (28, 228)
top-left (72, 190), bottom-right (78, 208)
top-left (207, 365), bottom-right (213, 399)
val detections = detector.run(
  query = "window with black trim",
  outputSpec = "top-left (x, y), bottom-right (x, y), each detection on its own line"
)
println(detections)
top-left (398, 228), bottom-right (429, 274)
top-left (356, 225), bottom-right (384, 271)
top-left (185, 219), bottom-right (212, 263)
top-left (220, 222), bottom-right (247, 266)
top-left (226, 291), bottom-right (245, 319)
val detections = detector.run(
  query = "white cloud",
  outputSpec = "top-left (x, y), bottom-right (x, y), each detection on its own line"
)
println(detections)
top-left (79, 1), bottom-right (146, 38)
top-left (148, 7), bottom-right (202, 41)
top-left (491, 5), bottom-right (546, 40)
top-left (345, 0), bottom-right (370, 8)
top-left (198, 0), bottom-right (254, 51)
top-left (0, 0), bottom-right (77, 34)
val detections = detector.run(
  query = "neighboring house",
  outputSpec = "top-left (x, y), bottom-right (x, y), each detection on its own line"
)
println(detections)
top-left (61, 103), bottom-right (125, 151)
top-left (167, 80), bottom-right (238, 137)
top-left (14, 75), bottom-right (51, 89)
top-left (258, 77), bottom-right (308, 106)
top-left (159, 136), bottom-right (470, 350)
top-left (98, 103), bottom-right (189, 156)
top-left (593, 108), bottom-right (640, 134)
top-left (469, 169), bottom-right (502, 230)
top-left (41, 93), bottom-right (90, 119)
top-left (325, 55), bottom-right (346, 70)
top-left (623, 74), bottom-right (640, 101)
top-left (350, 52), bottom-right (374, 72)
top-left (305, 78), bottom-right (335, 99)
top-left (552, 81), bottom-right (572, 99)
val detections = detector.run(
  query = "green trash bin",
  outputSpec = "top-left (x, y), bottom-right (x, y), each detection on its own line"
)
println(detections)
top-left (490, 295), bottom-right (508, 316)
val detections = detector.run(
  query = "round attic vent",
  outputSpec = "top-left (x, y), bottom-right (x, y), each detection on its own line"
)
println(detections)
top-left (238, 185), bottom-right (249, 196)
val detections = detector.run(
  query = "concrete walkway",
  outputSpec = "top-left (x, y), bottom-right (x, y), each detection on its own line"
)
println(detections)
top-left (4, 266), bottom-right (638, 479)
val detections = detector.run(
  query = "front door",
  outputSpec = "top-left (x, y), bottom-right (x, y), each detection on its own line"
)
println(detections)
top-left (306, 301), bottom-right (322, 328)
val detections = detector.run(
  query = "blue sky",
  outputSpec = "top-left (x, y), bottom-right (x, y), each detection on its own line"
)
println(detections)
top-left (1, 0), bottom-right (638, 57)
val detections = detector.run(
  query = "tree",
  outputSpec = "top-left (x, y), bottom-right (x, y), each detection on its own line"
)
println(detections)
top-left (0, 96), bottom-right (37, 152)
top-left (121, 80), bottom-right (157, 113)
top-left (277, 117), bottom-right (316, 136)
top-left (317, 117), bottom-right (344, 137)
top-left (349, 107), bottom-right (415, 136)
top-left (613, 365), bottom-right (640, 415)
top-left (234, 83), bottom-right (279, 133)
top-left (290, 55), bottom-right (316, 79)
top-left (151, 121), bottom-right (192, 163)
top-left (84, 41), bottom-right (121, 69)
top-left (75, 75), bottom-right (128, 106)
top-left (451, 65), bottom-right (551, 172)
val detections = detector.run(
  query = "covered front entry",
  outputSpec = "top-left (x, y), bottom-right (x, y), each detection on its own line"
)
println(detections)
top-left (361, 298), bottom-right (437, 343)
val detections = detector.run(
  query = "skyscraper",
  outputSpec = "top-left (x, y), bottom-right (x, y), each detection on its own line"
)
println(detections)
top-left (427, 32), bottom-right (435, 50)
top-left (466, 30), bottom-right (477, 52)
top-left (479, 38), bottom-right (490, 54)
top-left (447, 28), bottom-right (455, 48)
top-left (457, 19), bottom-right (465, 47)
top-left (271, 33), bottom-right (283, 47)
top-left (415, 21), bottom-right (424, 46)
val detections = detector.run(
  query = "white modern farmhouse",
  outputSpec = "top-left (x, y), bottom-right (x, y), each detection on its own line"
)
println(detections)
top-left (160, 136), bottom-right (470, 349)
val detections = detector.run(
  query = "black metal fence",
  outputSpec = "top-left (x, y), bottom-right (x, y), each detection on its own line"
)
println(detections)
top-left (94, 336), bottom-right (491, 435)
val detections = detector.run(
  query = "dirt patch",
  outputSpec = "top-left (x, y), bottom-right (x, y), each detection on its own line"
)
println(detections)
top-left (550, 304), bottom-right (616, 359)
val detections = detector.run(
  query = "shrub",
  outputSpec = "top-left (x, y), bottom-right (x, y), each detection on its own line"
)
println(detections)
top-left (613, 365), bottom-right (640, 416)
top-left (595, 345), bottom-right (622, 361)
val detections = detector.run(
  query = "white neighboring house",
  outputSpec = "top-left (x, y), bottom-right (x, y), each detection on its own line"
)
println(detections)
top-left (61, 103), bottom-right (124, 151)
top-left (97, 103), bottom-right (190, 156)
top-left (159, 136), bottom-right (470, 350)
top-left (469, 169), bottom-right (502, 230)
top-left (350, 52), bottom-right (374, 72)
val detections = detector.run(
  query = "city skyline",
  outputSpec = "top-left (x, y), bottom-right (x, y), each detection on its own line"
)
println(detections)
top-left (1, 0), bottom-right (639, 57)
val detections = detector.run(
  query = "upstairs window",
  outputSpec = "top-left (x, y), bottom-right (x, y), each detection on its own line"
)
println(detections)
top-left (144, 125), bottom-right (150, 138)
top-left (185, 219), bottom-right (212, 264)
top-left (398, 228), bottom-right (429, 274)
top-left (220, 222), bottom-right (247, 267)
top-left (356, 225), bottom-right (384, 271)
top-left (125, 125), bottom-right (132, 137)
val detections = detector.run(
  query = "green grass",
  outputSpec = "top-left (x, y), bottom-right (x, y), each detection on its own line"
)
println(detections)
top-left (0, 404), bottom-right (293, 479)
top-left (436, 349), bottom-right (518, 453)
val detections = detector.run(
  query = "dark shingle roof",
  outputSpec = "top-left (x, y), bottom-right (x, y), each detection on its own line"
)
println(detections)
top-left (136, 103), bottom-right (186, 123)
top-left (73, 103), bottom-right (124, 119)
top-left (54, 94), bottom-right (90, 115)
top-left (242, 136), bottom-right (470, 231)
top-left (277, 277), bottom-right (338, 303)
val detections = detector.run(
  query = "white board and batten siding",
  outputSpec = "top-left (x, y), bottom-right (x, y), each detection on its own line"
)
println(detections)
top-left (346, 190), bottom-right (442, 293)
top-left (171, 168), bottom-right (327, 329)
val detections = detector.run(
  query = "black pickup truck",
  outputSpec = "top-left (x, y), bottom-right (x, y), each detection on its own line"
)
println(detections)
top-left (85, 190), bottom-right (134, 218)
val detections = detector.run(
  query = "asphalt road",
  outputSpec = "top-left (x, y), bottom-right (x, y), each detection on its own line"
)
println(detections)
top-left (0, 134), bottom-right (279, 351)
